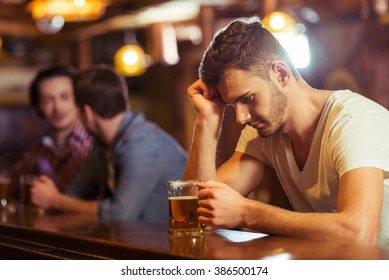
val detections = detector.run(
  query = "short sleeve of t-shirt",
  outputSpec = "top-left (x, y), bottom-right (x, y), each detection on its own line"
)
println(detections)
top-left (324, 91), bottom-right (389, 178)
top-left (235, 125), bottom-right (272, 167)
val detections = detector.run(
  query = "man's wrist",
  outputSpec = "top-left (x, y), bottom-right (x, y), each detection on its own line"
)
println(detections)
top-left (240, 198), bottom-right (259, 229)
top-left (52, 192), bottom-right (63, 210)
top-left (195, 114), bottom-right (223, 135)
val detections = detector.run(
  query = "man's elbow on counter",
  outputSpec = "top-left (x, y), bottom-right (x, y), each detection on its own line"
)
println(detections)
top-left (345, 225), bottom-right (378, 247)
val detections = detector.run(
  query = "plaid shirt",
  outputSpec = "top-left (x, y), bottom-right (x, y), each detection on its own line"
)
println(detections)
top-left (9, 120), bottom-right (93, 192)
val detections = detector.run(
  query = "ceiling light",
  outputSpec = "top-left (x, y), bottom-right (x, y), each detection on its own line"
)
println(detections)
top-left (28, 0), bottom-right (106, 23)
top-left (263, 11), bottom-right (297, 34)
top-left (114, 44), bottom-right (149, 77)
top-left (263, 11), bottom-right (310, 69)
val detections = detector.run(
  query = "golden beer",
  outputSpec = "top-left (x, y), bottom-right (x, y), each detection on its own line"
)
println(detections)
top-left (19, 175), bottom-right (38, 208)
top-left (169, 196), bottom-right (200, 228)
top-left (167, 180), bottom-right (204, 238)
top-left (22, 181), bottom-right (33, 206)
top-left (0, 176), bottom-right (11, 208)
top-left (18, 175), bottom-right (44, 215)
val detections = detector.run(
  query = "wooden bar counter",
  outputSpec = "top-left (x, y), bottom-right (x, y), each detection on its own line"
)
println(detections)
top-left (0, 209), bottom-right (388, 260)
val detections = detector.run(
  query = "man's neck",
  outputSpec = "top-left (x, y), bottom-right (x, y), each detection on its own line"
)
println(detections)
top-left (98, 112), bottom-right (125, 148)
top-left (283, 85), bottom-right (332, 170)
top-left (52, 120), bottom-right (77, 148)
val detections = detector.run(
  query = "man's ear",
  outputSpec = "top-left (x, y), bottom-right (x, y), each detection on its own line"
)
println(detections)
top-left (271, 60), bottom-right (290, 86)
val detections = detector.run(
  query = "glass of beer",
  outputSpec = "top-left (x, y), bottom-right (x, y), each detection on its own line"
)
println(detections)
top-left (19, 174), bottom-right (38, 209)
top-left (0, 173), bottom-right (12, 210)
top-left (167, 180), bottom-right (204, 238)
top-left (19, 174), bottom-right (44, 215)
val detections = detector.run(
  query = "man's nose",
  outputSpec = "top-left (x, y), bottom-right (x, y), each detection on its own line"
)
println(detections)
top-left (53, 99), bottom-right (62, 110)
top-left (235, 106), bottom-right (250, 125)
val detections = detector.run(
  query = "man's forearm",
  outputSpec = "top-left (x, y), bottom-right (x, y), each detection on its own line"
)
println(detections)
top-left (184, 116), bottom-right (222, 181)
top-left (54, 193), bottom-right (98, 215)
top-left (241, 199), bottom-right (378, 246)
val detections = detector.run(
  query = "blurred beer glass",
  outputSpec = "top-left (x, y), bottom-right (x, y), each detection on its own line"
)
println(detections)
top-left (19, 174), bottom-right (44, 215)
top-left (167, 180), bottom-right (204, 238)
top-left (19, 174), bottom-right (36, 208)
top-left (0, 172), bottom-right (12, 211)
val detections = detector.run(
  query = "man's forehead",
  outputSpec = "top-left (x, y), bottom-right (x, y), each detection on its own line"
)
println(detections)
top-left (215, 80), bottom-right (233, 104)
top-left (216, 70), bottom-right (252, 103)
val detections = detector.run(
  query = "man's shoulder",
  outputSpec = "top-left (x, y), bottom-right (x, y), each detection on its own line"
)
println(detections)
top-left (121, 113), bottom-right (157, 137)
top-left (330, 90), bottom-right (385, 108)
top-left (326, 90), bottom-right (388, 119)
top-left (115, 113), bottom-right (167, 150)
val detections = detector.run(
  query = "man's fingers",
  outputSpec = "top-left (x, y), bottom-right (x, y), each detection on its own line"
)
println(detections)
top-left (202, 87), bottom-right (218, 99)
top-left (187, 79), bottom-right (221, 100)
top-left (198, 216), bottom-right (213, 226)
top-left (198, 206), bottom-right (213, 216)
top-left (198, 187), bottom-right (216, 200)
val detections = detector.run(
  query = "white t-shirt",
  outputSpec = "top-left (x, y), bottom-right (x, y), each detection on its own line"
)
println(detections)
top-left (235, 90), bottom-right (389, 247)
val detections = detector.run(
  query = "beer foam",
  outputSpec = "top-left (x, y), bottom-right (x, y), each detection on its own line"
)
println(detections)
top-left (168, 180), bottom-right (200, 189)
top-left (169, 196), bottom-right (198, 200)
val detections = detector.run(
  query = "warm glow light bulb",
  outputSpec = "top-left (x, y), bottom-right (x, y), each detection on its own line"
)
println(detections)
top-left (263, 11), bottom-right (310, 69)
top-left (123, 50), bottom-right (139, 65)
top-left (269, 14), bottom-right (286, 31)
top-left (263, 11), bottom-right (297, 34)
top-left (114, 44), bottom-right (147, 76)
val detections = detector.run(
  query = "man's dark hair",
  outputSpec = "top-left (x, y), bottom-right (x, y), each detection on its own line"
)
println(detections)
top-left (199, 16), bottom-right (299, 86)
top-left (29, 65), bottom-right (76, 116)
top-left (74, 64), bottom-right (129, 119)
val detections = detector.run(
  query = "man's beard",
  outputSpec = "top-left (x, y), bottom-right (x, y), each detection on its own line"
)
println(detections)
top-left (257, 81), bottom-right (287, 138)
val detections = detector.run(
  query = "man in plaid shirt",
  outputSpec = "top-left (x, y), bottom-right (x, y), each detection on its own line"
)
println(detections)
top-left (9, 66), bottom-right (108, 205)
